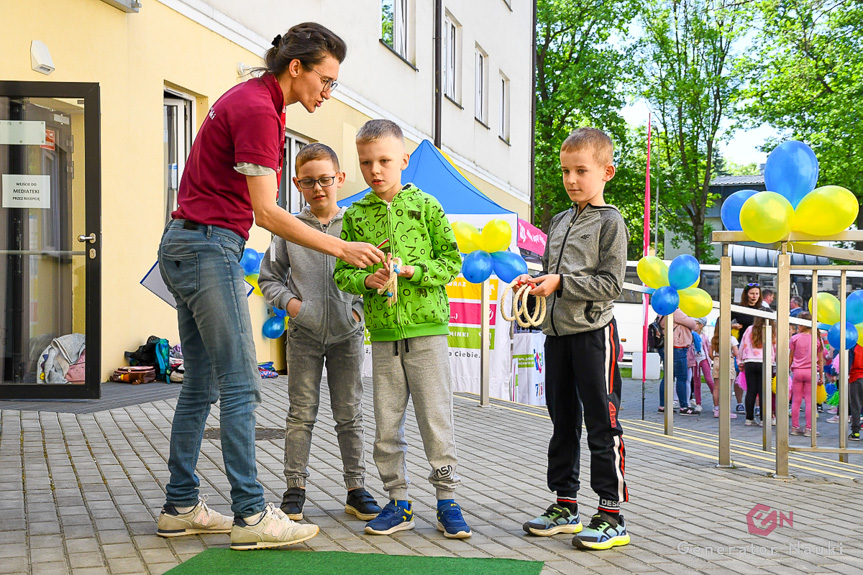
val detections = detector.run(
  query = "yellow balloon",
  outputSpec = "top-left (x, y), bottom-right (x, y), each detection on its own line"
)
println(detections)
top-left (740, 192), bottom-right (793, 244)
top-left (481, 219), bottom-right (512, 253)
top-left (809, 292), bottom-right (840, 325)
top-left (792, 185), bottom-right (859, 236)
top-left (678, 287), bottom-right (713, 318)
top-left (688, 277), bottom-right (700, 289)
top-left (452, 221), bottom-right (483, 253)
top-left (856, 323), bottom-right (863, 344)
top-left (636, 256), bottom-right (669, 288)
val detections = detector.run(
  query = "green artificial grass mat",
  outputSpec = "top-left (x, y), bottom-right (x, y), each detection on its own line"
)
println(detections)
top-left (166, 548), bottom-right (544, 575)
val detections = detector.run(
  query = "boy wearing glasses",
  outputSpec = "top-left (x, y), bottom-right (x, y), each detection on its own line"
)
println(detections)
top-left (259, 143), bottom-right (382, 524)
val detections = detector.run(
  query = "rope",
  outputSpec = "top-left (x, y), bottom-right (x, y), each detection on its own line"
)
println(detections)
top-left (377, 257), bottom-right (402, 307)
top-left (500, 280), bottom-right (546, 328)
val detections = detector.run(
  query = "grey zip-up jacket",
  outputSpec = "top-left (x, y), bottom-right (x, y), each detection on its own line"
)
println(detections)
top-left (541, 203), bottom-right (628, 336)
top-left (258, 206), bottom-right (364, 345)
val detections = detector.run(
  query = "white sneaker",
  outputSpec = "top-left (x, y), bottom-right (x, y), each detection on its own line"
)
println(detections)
top-left (689, 399), bottom-right (697, 409)
top-left (157, 495), bottom-right (232, 537)
top-left (230, 503), bottom-right (319, 550)
top-left (673, 400), bottom-right (680, 410)
top-left (694, 404), bottom-right (703, 414)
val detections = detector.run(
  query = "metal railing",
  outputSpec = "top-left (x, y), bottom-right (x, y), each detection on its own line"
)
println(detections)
top-left (712, 230), bottom-right (863, 476)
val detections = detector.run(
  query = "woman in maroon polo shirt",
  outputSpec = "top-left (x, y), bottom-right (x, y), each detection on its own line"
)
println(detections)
top-left (155, 23), bottom-right (383, 550)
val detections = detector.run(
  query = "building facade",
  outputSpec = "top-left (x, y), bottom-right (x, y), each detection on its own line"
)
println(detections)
top-left (0, 0), bottom-right (534, 395)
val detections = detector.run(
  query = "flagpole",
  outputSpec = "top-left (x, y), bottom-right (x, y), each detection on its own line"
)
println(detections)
top-left (642, 114), bottom-right (652, 420)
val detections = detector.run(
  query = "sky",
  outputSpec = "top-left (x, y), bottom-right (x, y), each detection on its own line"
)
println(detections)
top-left (622, 100), bottom-right (777, 167)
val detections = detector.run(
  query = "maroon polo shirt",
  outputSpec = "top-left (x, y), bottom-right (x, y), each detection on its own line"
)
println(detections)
top-left (173, 73), bottom-right (285, 240)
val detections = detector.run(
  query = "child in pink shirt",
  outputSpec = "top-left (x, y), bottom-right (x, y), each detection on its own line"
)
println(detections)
top-left (788, 312), bottom-right (823, 435)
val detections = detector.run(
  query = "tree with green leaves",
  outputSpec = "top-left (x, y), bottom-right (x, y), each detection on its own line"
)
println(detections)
top-left (534, 0), bottom-right (637, 235)
top-left (740, 0), bottom-right (863, 230)
top-left (637, 0), bottom-right (755, 263)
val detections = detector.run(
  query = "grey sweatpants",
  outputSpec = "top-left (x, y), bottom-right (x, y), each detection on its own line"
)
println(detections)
top-left (284, 328), bottom-right (368, 490)
top-left (370, 334), bottom-right (460, 501)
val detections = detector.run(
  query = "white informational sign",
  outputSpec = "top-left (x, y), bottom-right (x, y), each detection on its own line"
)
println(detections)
top-left (512, 331), bottom-right (547, 405)
top-left (0, 120), bottom-right (46, 145)
top-left (2, 174), bottom-right (50, 209)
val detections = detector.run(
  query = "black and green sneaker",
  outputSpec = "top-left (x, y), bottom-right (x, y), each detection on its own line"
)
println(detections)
top-left (522, 504), bottom-right (582, 536)
top-left (572, 511), bottom-right (630, 550)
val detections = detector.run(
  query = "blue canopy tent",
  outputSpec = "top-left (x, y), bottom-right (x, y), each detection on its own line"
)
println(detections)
top-left (338, 139), bottom-right (515, 217)
top-left (338, 139), bottom-right (521, 403)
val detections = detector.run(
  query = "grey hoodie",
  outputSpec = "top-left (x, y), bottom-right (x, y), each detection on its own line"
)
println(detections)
top-left (542, 203), bottom-right (629, 336)
top-left (259, 206), bottom-right (364, 345)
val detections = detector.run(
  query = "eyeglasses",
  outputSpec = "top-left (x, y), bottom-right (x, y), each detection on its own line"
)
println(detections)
top-left (746, 283), bottom-right (760, 288)
top-left (309, 67), bottom-right (338, 92)
top-left (296, 175), bottom-right (337, 189)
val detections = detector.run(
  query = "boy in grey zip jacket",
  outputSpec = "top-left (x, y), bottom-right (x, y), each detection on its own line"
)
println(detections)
top-left (258, 144), bottom-right (381, 524)
top-left (518, 128), bottom-right (630, 551)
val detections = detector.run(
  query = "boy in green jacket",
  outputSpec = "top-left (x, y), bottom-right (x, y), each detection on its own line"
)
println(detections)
top-left (334, 119), bottom-right (469, 538)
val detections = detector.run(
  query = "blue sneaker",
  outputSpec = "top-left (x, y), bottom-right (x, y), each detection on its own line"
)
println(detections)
top-left (572, 511), bottom-right (630, 550)
top-left (364, 500), bottom-right (414, 535)
top-left (436, 501), bottom-right (471, 539)
top-left (523, 504), bottom-right (582, 536)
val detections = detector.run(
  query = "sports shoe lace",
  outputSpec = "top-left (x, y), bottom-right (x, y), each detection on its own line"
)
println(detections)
top-left (539, 504), bottom-right (565, 520)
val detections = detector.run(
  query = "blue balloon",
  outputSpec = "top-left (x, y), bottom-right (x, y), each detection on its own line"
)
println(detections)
top-left (667, 255), bottom-right (700, 290)
top-left (262, 316), bottom-right (285, 339)
top-left (273, 307), bottom-right (288, 318)
top-left (764, 140), bottom-right (819, 208)
top-left (490, 251), bottom-right (528, 283)
top-left (241, 248), bottom-right (261, 275)
top-left (847, 290), bottom-right (863, 325)
top-left (720, 189), bottom-right (758, 231)
top-left (651, 286), bottom-right (680, 316)
top-left (462, 250), bottom-right (493, 284)
top-left (827, 321), bottom-right (857, 350)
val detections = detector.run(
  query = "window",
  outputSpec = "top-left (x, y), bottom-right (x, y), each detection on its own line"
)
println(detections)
top-left (163, 92), bottom-right (193, 223)
top-left (499, 73), bottom-right (510, 142)
top-left (381, 0), bottom-right (410, 61)
top-left (443, 12), bottom-right (460, 102)
top-left (475, 46), bottom-right (488, 124)
top-left (277, 132), bottom-right (310, 214)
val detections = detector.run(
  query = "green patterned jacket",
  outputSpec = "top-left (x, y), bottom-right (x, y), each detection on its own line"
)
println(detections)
top-left (334, 184), bottom-right (461, 342)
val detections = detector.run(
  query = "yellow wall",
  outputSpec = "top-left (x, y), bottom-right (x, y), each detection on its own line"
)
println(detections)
top-left (2, 0), bottom-right (530, 379)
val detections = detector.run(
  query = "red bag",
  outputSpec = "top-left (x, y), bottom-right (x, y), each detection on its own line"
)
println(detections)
top-left (111, 366), bottom-right (156, 384)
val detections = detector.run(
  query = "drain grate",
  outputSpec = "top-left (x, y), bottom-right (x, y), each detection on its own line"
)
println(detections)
top-left (202, 427), bottom-right (285, 441)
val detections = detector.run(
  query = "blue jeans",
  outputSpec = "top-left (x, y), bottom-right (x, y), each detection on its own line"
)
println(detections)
top-left (659, 347), bottom-right (690, 408)
top-left (159, 220), bottom-right (264, 518)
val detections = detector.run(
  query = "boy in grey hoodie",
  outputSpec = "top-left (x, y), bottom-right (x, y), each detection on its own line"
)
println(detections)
top-left (518, 128), bottom-right (630, 550)
top-left (259, 143), bottom-right (381, 524)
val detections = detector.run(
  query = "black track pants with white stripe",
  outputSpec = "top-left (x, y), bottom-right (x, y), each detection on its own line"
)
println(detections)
top-left (544, 319), bottom-right (628, 508)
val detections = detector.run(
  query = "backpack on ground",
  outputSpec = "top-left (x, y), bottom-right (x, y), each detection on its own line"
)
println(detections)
top-left (125, 336), bottom-right (171, 381)
top-left (647, 319), bottom-right (664, 352)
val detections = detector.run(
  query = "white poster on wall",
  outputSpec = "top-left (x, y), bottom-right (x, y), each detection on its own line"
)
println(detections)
top-left (512, 331), bottom-right (547, 406)
top-left (2, 174), bottom-right (50, 209)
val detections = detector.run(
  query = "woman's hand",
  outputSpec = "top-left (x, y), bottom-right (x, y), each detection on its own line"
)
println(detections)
top-left (341, 241), bottom-right (385, 268)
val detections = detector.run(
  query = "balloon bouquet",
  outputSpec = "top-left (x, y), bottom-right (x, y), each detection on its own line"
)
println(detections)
top-left (720, 141), bottom-right (859, 243)
top-left (453, 219), bottom-right (528, 284)
top-left (809, 291), bottom-right (863, 351)
top-left (637, 254), bottom-right (714, 318)
top-left (240, 247), bottom-right (289, 340)
top-left (452, 219), bottom-right (544, 326)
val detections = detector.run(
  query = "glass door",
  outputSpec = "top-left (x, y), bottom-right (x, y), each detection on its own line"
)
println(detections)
top-left (0, 82), bottom-right (100, 399)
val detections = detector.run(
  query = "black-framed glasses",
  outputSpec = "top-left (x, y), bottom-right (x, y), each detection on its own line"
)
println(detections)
top-left (310, 67), bottom-right (338, 92)
top-left (296, 175), bottom-right (337, 189)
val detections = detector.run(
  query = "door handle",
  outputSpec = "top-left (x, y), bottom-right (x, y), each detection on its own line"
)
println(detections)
top-left (77, 233), bottom-right (96, 244)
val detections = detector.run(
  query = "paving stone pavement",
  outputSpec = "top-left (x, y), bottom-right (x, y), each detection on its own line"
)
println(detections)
top-left (1, 375), bottom-right (862, 575)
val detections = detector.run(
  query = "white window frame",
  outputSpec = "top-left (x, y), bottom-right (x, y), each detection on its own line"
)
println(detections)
top-left (475, 46), bottom-right (488, 124)
top-left (499, 72), bottom-right (510, 142)
top-left (443, 12), bottom-right (460, 102)
top-left (278, 131), bottom-right (310, 214)
top-left (382, 0), bottom-right (412, 63)
top-left (163, 90), bottom-right (195, 224)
